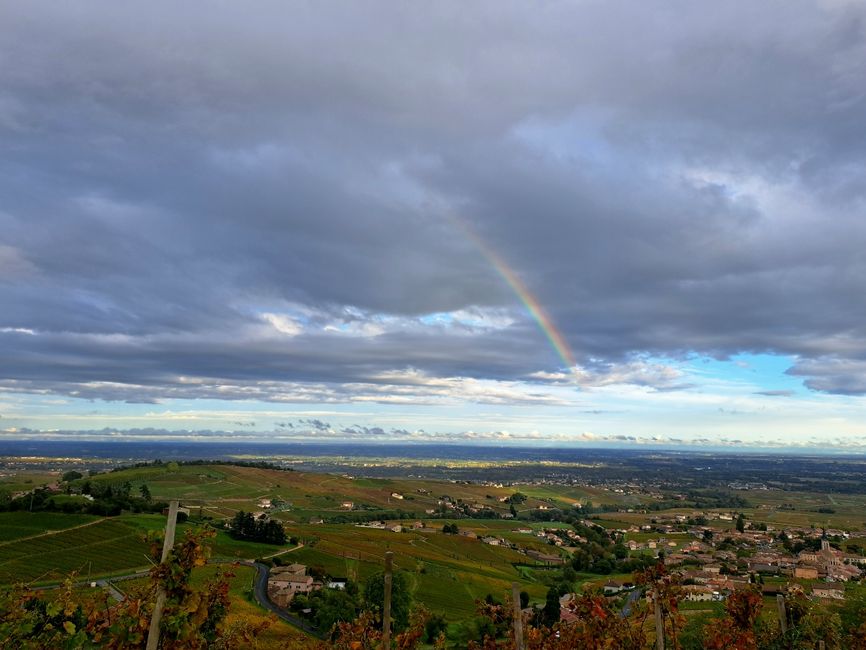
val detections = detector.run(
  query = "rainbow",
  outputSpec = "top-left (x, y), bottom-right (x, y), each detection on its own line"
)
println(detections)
top-left (449, 216), bottom-right (576, 371)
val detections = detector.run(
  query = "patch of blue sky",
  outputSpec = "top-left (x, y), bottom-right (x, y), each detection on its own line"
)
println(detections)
top-left (687, 353), bottom-right (805, 396)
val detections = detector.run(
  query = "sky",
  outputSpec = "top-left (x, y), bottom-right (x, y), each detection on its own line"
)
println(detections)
top-left (3, 2), bottom-right (866, 450)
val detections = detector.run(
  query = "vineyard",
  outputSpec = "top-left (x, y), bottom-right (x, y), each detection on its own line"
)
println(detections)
top-left (0, 511), bottom-right (99, 543)
top-left (0, 516), bottom-right (151, 583)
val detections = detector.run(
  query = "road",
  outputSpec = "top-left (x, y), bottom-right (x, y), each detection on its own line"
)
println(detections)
top-left (250, 561), bottom-right (324, 638)
top-left (620, 587), bottom-right (643, 618)
top-left (35, 558), bottom-right (323, 639)
top-left (262, 542), bottom-right (304, 559)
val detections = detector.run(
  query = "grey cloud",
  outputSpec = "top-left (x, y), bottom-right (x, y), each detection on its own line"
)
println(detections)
top-left (6, 426), bottom-right (866, 451)
top-left (788, 357), bottom-right (866, 395)
top-left (1, 2), bottom-right (866, 400)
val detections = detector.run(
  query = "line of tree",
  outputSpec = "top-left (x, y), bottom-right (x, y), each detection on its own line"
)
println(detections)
top-left (0, 484), bottom-right (166, 517)
top-left (109, 458), bottom-right (296, 473)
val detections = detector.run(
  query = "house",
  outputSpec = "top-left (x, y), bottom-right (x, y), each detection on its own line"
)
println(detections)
top-left (811, 583), bottom-right (845, 600)
top-left (794, 566), bottom-right (820, 580)
top-left (278, 563), bottom-right (307, 575)
top-left (683, 585), bottom-right (715, 602)
top-left (559, 593), bottom-right (579, 623)
top-left (340, 501), bottom-right (354, 510)
top-left (390, 492), bottom-right (404, 500)
top-left (761, 583), bottom-right (785, 597)
top-left (603, 580), bottom-right (625, 595)
top-left (527, 550), bottom-right (566, 565)
top-left (749, 562), bottom-right (779, 575)
top-left (267, 564), bottom-right (320, 608)
top-left (327, 579), bottom-right (347, 590)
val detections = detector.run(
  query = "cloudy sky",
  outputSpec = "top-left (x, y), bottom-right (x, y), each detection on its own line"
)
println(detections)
top-left (3, 1), bottom-right (866, 449)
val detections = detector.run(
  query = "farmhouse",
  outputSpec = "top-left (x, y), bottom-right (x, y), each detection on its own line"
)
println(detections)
top-left (267, 564), bottom-right (320, 608)
top-left (603, 580), bottom-right (626, 595)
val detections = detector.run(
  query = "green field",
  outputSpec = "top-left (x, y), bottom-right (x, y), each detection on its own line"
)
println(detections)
top-left (0, 517), bottom-right (151, 583)
top-left (284, 522), bottom-right (550, 618)
top-left (0, 511), bottom-right (100, 542)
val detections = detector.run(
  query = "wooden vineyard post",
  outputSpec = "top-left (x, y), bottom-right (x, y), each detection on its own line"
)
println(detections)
top-left (776, 594), bottom-right (788, 635)
top-left (653, 589), bottom-right (665, 650)
top-left (382, 551), bottom-right (393, 649)
top-left (146, 500), bottom-right (178, 650)
top-left (512, 582), bottom-right (525, 650)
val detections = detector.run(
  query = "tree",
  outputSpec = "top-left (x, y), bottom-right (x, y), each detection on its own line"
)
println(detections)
top-left (227, 511), bottom-right (286, 544)
top-left (703, 529), bottom-right (714, 544)
top-left (540, 587), bottom-right (560, 627)
top-left (62, 470), bottom-right (83, 483)
top-left (314, 588), bottom-right (360, 636)
top-left (363, 570), bottom-right (412, 632)
top-left (139, 483), bottom-right (152, 503)
top-left (520, 590), bottom-right (530, 609)
top-left (736, 513), bottom-right (746, 533)
top-left (423, 612), bottom-right (447, 643)
top-left (702, 587), bottom-right (762, 650)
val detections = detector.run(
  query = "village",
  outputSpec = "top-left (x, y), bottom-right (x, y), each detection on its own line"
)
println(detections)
top-left (260, 503), bottom-right (866, 626)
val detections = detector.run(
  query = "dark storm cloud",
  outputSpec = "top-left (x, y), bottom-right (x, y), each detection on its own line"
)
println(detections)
top-left (2, 1), bottom-right (866, 400)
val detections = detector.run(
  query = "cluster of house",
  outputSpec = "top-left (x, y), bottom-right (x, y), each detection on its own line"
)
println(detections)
top-left (658, 537), bottom-right (863, 603)
top-left (267, 564), bottom-right (320, 608)
top-left (249, 497), bottom-right (291, 520)
top-left (356, 520), bottom-right (439, 533)
top-left (431, 494), bottom-right (514, 518)
top-left (791, 539), bottom-right (864, 582)
top-left (350, 519), bottom-right (570, 566)
top-left (267, 563), bottom-right (349, 609)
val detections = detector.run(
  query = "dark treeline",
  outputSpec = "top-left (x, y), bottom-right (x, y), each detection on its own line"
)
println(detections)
top-left (0, 483), bottom-right (166, 517)
top-left (109, 458), bottom-right (295, 473)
